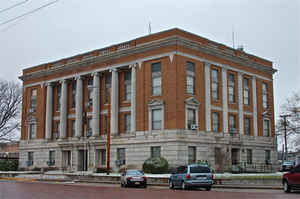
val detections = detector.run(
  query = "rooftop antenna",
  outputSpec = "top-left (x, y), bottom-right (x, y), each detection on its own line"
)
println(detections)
top-left (148, 22), bottom-right (151, 35)
top-left (232, 27), bottom-right (235, 49)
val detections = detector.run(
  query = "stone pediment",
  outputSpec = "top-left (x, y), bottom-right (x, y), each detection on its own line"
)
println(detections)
top-left (184, 97), bottom-right (200, 107)
top-left (262, 111), bottom-right (272, 119)
top-left (148, 99), bottom-right (164, 107)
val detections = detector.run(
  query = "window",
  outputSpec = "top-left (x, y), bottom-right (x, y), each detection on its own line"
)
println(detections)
top-left (71, 120), bottom-right (75, 137)
top-left (151, 146), bottom-right (161, 158)
top-left (243, 78), bottom-right (250, 105)
top-left (229, 115), bottom-right (237, 134)
top-left (105, 75), bottom-right (111, 103)
top-left (244, 117), bottom-right (251, 135)
top-left (262, 83), bottom-right (268, 108)
top-left (62, 151), bottom-right (71, 167)
top-left (152, 62), bottom-right (162, 96)
top-left (228, 74), bottom-right (235, 103)
top-left (265, 150), bottom-right (271, 165)
top-left (96, 149), bottom-right (106, 166)
top-left (188, 146), bottom-right (196, 164)
top-left (124, 71), bottom-right (131, 101)
top-left (263, 119), bottom-right (270, 136)
top-left (104, 115), bottom-right (108, 134)
top-left (187, 108), bottom-right (196, 129)
top-left (48, 151), bottom-right (55, 166)
top-left (212, 69), bottom-right (219, 100)
top-left (152, 109), bottom-right (162, 130)
top-left (117, 148), bottom-right (126, 166)
top-left (87, 118), bottom-right (92, 135)
top-left (28, 123), bottom-right (36, 139)
top-left (55, 121), bottom-right (60, 138)
top-left (187, 62), bottom-right (195, 95)
top-left (71, 83), bottom-right (76, 108)
top-left (247, 149), bottom-right (252, 164)
top-left (56, 85), bottom-right (61, 111)
top-left (30, 89), bottom-right (37, 110)
top-left (27, 152), bottom-right (34, 166)
top-left (124, 114), bottom-right (131, 133)
top-left (212, 112), bottom-right (220, 132)
top-left (87, 78), bottom-right (93, 107)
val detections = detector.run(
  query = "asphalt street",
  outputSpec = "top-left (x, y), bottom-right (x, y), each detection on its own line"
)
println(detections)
top-left (0, 180), bottom-right (299, 199)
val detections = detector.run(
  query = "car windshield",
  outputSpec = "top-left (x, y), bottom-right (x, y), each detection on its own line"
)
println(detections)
top-left (190, 166), bottom-right (211, 173)
top-left (127, 170), bottom-right (143, 176)
top-left (283, 161), bottom-right (294, 165)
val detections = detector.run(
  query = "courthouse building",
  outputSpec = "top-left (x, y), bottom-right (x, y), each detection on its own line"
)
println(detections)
top-left (19, 28), bottom-right (277, 172)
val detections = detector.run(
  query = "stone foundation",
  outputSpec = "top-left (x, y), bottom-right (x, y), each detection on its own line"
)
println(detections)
top-left (19, 130), bottom-right (278, 172)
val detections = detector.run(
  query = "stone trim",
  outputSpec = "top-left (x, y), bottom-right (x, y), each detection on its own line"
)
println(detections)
top-left (20, 35), bottom-right (276, 83)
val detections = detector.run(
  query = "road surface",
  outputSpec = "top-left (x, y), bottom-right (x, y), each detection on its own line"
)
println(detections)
top-left (0, 180), bottom-right (299, 199)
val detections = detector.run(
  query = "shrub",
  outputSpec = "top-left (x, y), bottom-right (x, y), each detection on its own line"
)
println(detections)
top-left (0, 159), bottom-right (18, 171)
top-left (143, 157), bottom-right (168, 174)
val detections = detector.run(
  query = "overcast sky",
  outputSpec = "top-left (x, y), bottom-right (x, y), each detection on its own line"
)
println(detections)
top-left (0, 0), bottom-right (299, 119)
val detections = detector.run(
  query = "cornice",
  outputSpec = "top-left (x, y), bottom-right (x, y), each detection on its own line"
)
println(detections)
top-left (19, 36), bottom-right (276, 82)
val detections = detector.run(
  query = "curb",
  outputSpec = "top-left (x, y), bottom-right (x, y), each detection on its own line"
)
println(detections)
top-left (1, 177), bottom-right (283, 190)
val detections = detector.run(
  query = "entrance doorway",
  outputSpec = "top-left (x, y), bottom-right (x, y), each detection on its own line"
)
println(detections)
top-left (231, 148), bottom-right (240, 165)
top-left (78, 150), bottom-right (88, 171)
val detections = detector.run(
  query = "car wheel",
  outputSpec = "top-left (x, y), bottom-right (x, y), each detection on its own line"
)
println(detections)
top-left (169, 180), bottom-right (174, 189)
top-left (283, 181), bottom-right (291, 193)
top-left (206, 186), bottom-right (212, 191)
top-left (181, 181), bottom-right (187, 190)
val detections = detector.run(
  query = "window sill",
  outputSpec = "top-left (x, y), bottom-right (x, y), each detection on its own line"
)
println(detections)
top-left (151, 94), bottom-right (162, 97)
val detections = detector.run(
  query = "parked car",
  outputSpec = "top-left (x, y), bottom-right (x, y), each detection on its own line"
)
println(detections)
top-left (280, 161), bottom-right (295, 172)
top-left (120, 169), bottom-right (147, 188)
top-left (282, 164), bottom-right (300, 193)
top-left (169, 164), bottom-right (213, 191)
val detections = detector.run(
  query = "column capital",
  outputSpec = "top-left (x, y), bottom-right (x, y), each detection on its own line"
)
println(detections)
top-left (75, 76), bottom-right (82, 80)
top-left (204, 62), bottom-right (211, 67)
top-left (91, 72), bottom-right (100, 77)
top-left (59, 79), bottom-right (67, 84)
top-left (45, 82), bottom-right (53, 87)
top-left (129, 63), bottom-right (137, 69)
top-left (222, 67), bottom-right (228, 72)
top-left (109, 68), bottom-right (118, 73)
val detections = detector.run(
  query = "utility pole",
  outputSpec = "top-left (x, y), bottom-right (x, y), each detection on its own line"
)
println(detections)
top-left (280, 114), bottom-right (291, 161)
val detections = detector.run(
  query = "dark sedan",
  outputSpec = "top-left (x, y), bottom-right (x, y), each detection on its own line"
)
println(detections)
top-left (120, 170), bottom-right (147, 188)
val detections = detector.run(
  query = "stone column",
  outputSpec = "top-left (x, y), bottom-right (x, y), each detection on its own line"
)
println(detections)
top-left (204, 62), bottom-right (211, 132)
top-left (45, 82), bottom-right (53, 139)
top-left (130, 64), bottom-right (136, 133)
top-left (75, 76), bottom-right (83, 137)
top-left (252, 77), bottom-right (258, 136)
top-left (222, 68), bottom-right (228, 133)
top-left (92, 73), bottom-right (100, 137)
top-left (59, 79), bottom-right (68, 139)
top-left (110, 69), bottom-right (119, 135)
top-left (238, 72), bottom-right (244, 135)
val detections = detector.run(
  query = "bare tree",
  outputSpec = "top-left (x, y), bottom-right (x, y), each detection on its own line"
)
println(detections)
top-left (0, 80), bottom-right (22, 142)
top-left (276, 92), bottom-right (300, 152)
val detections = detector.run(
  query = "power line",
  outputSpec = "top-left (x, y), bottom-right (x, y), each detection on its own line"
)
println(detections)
top-left (0, 0), bottom-right (59, 27)
top-left (0, 0), bottom-right (29, 14)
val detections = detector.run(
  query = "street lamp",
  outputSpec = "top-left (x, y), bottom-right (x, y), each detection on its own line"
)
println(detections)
top-left (87, 84), bottom-right (111, 175)
top-left (82, 111), bottom-right (91, 173)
